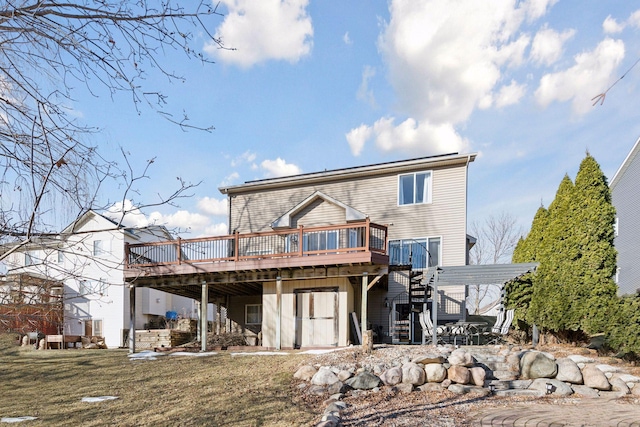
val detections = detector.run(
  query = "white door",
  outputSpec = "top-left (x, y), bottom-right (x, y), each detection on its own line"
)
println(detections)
top-left (295, 289), bottom-right (338, 347)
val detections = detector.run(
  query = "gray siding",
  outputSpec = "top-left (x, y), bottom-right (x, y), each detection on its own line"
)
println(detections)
top-left (612, 148), bottom-right (640, 296)
top-left (228, 162), bottom-right (469, 266)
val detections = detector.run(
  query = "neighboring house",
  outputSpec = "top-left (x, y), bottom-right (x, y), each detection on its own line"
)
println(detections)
top-left (1, 210), bottom-right (196, 347)
top-left (125, 153), bottom-right (477, 348)
top-left (610, 136), bottom-right (640, 296)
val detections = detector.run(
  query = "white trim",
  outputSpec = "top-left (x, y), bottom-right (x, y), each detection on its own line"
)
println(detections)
top-left (271, 191), bottom-right (367, 228)
top-left (611, 135), bottom-right (640, 189)
top-left (397, 171), bottom-right (432, 206)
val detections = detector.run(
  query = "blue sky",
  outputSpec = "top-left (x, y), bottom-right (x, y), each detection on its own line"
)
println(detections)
top-left (80, 0), bottom-right (640, 238)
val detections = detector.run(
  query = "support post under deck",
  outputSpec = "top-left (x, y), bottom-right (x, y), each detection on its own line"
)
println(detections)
top-left (128, 284), bottom-right (135, 354)
top-left (201, 282), bottom-right (208, 352)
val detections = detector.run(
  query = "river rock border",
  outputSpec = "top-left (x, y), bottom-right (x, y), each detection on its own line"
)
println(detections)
top-left (293, 346), bottom-right (640, 427)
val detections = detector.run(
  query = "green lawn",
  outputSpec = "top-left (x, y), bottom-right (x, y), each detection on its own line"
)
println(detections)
top-left (0, 335), bottom-right (317, 426)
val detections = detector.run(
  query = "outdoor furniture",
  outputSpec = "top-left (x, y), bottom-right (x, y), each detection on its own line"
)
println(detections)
top-left (444, 321), bottom-right (488, 345)
top-left (418, 311), bottom-right (446, 345)
top-left (486, 309), bottom-right (514, 344)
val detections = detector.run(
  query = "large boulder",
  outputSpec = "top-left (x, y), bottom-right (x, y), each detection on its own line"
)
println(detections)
top-left (520, 351), bottom-right (557, 379)
top-left (555, 358), bottom-right (583, 384)
top-left (424, 363), bottom-right (447, 383)
top-left (448, 349), bottom-right (474, 367)
top-left (345, 371), bottom-right (382, 390)
top-left (312, 367), bottom-right (340, 386)
top-left (412, 354), bottom-right (446, 365)
top-left (402, 362), bottom-right (426, 386)
top-left (447, 365), bottom-right (470, 384)
top-left (529, 378), bottom-right (573, 396)
top-left (380, 367), bottom-right (402, 386)
top-left (582, 365), bottom-right (611, 391)
top-left (294, 365), bottom-right (317, 381)
top-left (469, 367), bottom-right (486, 387)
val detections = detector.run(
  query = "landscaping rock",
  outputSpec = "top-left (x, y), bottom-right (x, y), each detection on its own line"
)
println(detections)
top-left (529, 378), bottom-right (573, 396)
top-left (294, 365), bottom-right (317, 381)
top-left (520, 351), bottom-right (557, 379)
top-left (447, 365), bottom-right (470, 384)
top-left (448, 348), bottom-right (474, 367)
top-left (469, 367), bottom-right (486, 386)
top-left (418, 383), bottom-right (444, 392)
top-left (337, 370), bottom-right (353, 382)
top-left (555, 358), bottom-right (583, 384)
top-left (345, 371), bottom-right (381, 390)
top-left (567, 355), bottom-right (595, 365)
top-left (610, 377), bottom-right (630, 395)
top-left (582, 365), bottom-right (611, 391)
top-left (412, 354), bottom-right (446, 365)
top-left (394, 383), bottom-right (414, 393)
top-left (448, 383), bottom-right (469, 394)
top-left (380, 366), bottom-right (402, 386)
top-left (424, 363), bottom-right (447, 383)
top-left (312, 367), bottom-right (340, 386)
top-left (308, 385), bottom-right (327, 396)
top-left (327, 381), bottom-right (348, 395)
top-left (402, 362), bottom-right (426, 386)
top-left (571, 385), bottom-right (600, 398)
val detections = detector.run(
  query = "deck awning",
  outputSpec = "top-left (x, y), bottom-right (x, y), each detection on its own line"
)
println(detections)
top-left (430, 262), bottom-right (538, 344)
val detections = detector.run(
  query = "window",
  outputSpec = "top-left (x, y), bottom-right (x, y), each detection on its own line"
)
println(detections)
top-left (24, 250), bottom-right (42, 266)
top-left (57, 250), bottom-right (64, 264)
top-left (245, 304), bottom-right (262, 325)
top-left (93, 240), bottom-right (111, 256)
top-left (303, 230), bottom-right (338, 252)
top-left (389, 237), bottom-right (441, 268)
top-left (614, 217), bottom-right (619, 237)
top-left (79, 279), bottom-right (108, 296)
top-left (398, 171), bottom-right (432, 205)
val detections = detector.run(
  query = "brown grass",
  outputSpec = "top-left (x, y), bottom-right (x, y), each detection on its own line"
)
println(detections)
top-left (0, 334), bottom-right (317, 426)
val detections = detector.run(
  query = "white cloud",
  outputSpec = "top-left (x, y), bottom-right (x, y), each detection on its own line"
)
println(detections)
top-left (230, 150), bottom-right (257, 167)
top-left (346, 124), bottom-right (373, 156)
top-left (530, 26), bottom-right (575, 66)
top-left (147, 210), bottom-right (211, 231)
top-left (535, 38), bottom-right (625, 115)
top-left (105, 200), bottom-right (150, 228)
top-left (220, 172), bottom-right (240, 187)
top-left (353, 117), bottom-right (470, 156)
top-left (197, 197), bottom-right (228, 216)
top-left (343, 32), bottom-right (352, 45)
top-left (495, 80), bottom-right (527, 108)
top-left (628, 10), bottom-right (640, 29)
top-left (520, 0), bottom-right (558, 22)
top-left (356, 65), bottom-right (376, 108)
top-left (603, 15), bottom-right (625, 34)
top-left (260, 158), bottom-right (302, 178)
top-left (205, 0), bottom-right (313, 68)
top-left (204, 223), bottom-right (229, 237)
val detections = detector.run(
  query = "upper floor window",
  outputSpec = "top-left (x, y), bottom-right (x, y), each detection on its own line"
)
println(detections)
top-left (389, 237), bottom-right (441, 268)
top-left (25, 251), bottom-right (40, 266)
top-left (80, 279), bottom-right (108, 296)
top-left (398, 171), bottom-right (432, 205)
top-left (93, 240), bottom-right (111, 256)
top-left (56, 250), bottom-right (64, 264)
top-left (614, 217), bottom-right (619, 237)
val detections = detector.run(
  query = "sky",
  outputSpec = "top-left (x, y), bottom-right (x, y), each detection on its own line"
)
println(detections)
top-left (76, 0), bottom-right (640, 239)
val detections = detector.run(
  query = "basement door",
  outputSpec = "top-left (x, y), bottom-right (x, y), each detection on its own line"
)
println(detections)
top-left (294, 288), bottom-right (339, 348)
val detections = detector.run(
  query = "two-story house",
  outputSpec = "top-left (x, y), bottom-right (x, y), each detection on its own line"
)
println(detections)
top-left (125, 153), bottom-right (476, 349)
top-left (1, 210), bottom-right (196, 347)
top-left (611, 136), bottom-right (640, 296)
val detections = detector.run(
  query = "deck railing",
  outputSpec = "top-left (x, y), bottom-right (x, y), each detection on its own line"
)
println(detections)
top-left (125, 220), bottom-right (387, 268)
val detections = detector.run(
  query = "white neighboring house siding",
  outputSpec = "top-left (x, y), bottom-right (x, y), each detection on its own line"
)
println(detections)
top-left (4, 212), bottom-right (196, 348)
top-left (611, 137), bottom-right (640, 296)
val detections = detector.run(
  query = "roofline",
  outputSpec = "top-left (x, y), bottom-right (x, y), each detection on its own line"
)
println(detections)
top-left (611, 135), bottom-right (640, 189)
top-left (219, 152), bottom-right (477, 194)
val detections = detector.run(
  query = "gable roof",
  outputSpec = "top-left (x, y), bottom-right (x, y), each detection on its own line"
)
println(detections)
top-left (611, 135), bottom-right (640, 189)
top-left (219, 152), bottom-right (476, 195)
top-left (271, 191), bottom-right (367, 228)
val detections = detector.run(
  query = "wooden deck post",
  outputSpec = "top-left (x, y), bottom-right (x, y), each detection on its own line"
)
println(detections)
top-left (431, 269), bottom-right (438, 346)
top-left (361, 272), bottom-right (368, 347)
top-left (201, 281), bottom-right (208, 352)
top-left (128, 284), bottom-right (135, 354)
top-left (276, 276), bottom-right (282, 350)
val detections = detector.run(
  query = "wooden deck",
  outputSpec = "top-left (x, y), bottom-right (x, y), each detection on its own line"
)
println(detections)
top-left (124, 220), bottom-right (389, 297)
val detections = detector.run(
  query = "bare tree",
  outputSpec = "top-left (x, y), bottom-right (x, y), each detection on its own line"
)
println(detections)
top-left (0, 1), bottom-right (225, 252)
top-left (468, 212), bottom-right (523, 315)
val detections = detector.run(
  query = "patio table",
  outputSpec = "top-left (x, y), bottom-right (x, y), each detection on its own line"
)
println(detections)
top-left (444, 322), bottom-right (488, 345)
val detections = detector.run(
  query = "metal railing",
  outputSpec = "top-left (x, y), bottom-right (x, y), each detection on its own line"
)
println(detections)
top-left (125, 219), bottom-right (387, 268)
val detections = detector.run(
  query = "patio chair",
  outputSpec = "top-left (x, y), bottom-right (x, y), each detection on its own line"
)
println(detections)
top-left (419, 311), bottom-right (447, 345)
top-left (486, 309), bottom-right (514, 344)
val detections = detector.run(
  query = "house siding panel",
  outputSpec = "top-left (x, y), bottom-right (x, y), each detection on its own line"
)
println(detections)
top-left (229, 163), bottom-right (468, 267)
top-left (612, 148), bottom-right (640, 296)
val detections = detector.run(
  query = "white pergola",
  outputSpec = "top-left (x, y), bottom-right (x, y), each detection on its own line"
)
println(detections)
top-left (428, 263), bottom-right (538, 344)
